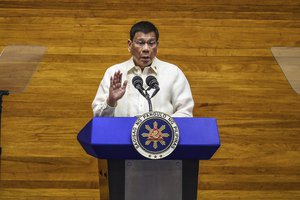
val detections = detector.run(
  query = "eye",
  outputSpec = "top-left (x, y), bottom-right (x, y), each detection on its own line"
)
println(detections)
top-left (136, 40), bottom-right (145, 45)
top-left (148, 41), bottom-right (156, 45)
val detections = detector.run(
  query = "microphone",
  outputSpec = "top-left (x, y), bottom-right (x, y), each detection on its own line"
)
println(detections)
top-left (132, 76), bottom-right (146, 97)
top-left (146, 75), bottom-right (160, 98)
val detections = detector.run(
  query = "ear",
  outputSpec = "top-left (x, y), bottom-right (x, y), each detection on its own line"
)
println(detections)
top-left (128, 39), bottom-right (132, 52)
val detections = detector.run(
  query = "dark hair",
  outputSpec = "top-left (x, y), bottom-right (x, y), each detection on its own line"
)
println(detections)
top-left (130, 21), bottom-right (159, 41)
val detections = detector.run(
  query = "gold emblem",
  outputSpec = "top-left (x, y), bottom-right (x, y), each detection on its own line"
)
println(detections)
top-left (131, 111), bottom-right (179, 159)
top-left (141, 121), bottom-right (170, 149)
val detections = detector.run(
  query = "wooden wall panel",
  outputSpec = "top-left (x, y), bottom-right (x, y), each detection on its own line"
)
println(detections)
top-left (0, 0), bottom-right (299, 199)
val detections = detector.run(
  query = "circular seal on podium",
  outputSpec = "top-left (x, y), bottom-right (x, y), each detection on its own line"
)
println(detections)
top-left (131, 111), bottom-right (179, 159)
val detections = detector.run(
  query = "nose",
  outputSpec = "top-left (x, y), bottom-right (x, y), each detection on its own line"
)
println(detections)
top-left (142, 43), bottom-right (150, 52)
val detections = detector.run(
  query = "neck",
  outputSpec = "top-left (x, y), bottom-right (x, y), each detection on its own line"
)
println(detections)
top-left (133, 62), bottom-right (152, 72)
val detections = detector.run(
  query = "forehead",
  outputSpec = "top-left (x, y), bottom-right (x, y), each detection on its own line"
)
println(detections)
top-left (133, 31), bottom-right (157, 40)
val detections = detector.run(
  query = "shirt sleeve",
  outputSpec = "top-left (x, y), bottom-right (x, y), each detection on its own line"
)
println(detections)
top-left (170, 68), bottom-right (194, 117)
top-left (92, 69), bottom-right (116, 117)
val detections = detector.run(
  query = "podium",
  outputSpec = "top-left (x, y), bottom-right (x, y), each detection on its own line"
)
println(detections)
top-left (78, 117), bottom-right (220, 200)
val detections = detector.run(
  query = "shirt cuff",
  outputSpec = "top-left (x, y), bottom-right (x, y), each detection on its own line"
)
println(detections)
top-left (103, 100), bottom-right (116, 116)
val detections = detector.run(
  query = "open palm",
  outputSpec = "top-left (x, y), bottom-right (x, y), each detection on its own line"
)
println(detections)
top-left (107, 70), bottom-right (128, 106)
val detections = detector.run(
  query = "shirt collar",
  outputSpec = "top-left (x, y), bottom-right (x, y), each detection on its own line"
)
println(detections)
top-left (126, 57), bottom-right (159, 74)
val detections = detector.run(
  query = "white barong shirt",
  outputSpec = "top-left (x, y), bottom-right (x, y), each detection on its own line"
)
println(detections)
top-left (92, 57), bottom-right (194, 117)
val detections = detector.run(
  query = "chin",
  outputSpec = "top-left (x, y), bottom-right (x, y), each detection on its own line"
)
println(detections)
top-left (138, 62), bottom-right (150, 68)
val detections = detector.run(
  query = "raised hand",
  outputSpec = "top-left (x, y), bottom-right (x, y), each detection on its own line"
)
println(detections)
top-left (107, 70), bottom-right (128, 106)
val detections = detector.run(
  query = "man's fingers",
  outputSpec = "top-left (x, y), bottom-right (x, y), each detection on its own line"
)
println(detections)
top-left (119, 72), bottom-right (123, 85)
top-left (113, 72), bottom-right (118, 85)
top-left (110, 76), bottom-right (113, 88)
top-left (115, 83), bottom-right (121, 88)
top-left (112, 71), bottom-right (123, 85)
top-left (123, 80), bottom-right (128, 89)
top-left (111, 71), bottom-right (127, 91)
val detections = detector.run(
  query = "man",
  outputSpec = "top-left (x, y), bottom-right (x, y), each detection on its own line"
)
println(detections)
top-left (92, 21), bottom-right (194, 117)
top-left (92, 21), bottom-right (195, 200)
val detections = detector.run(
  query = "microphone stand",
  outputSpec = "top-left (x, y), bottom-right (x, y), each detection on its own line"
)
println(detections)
top-left (0, 90), bottom-right (9, 157)
top-left (144, 89), bottom-right (153, 112)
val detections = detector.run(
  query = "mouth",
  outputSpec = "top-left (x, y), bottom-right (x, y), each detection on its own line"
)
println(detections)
top-left (141, 56), bottom-right (150, 61)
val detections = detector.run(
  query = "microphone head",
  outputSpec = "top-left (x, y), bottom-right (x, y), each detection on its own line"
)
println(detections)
top-left (146, 75), bottom-right (159, 88)
top-left (132, 76), bottom-right (143, 89)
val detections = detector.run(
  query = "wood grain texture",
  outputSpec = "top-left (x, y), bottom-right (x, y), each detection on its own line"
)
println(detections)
top-left (0, 0), bottom-right (299, 199)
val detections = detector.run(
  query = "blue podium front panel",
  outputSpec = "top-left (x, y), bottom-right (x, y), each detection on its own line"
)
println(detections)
top-left (77, 117), bottom-right (220, 160)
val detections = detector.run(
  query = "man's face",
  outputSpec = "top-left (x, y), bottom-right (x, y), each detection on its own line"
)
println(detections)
top-left (128, 31), bottom-right (158, 69)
